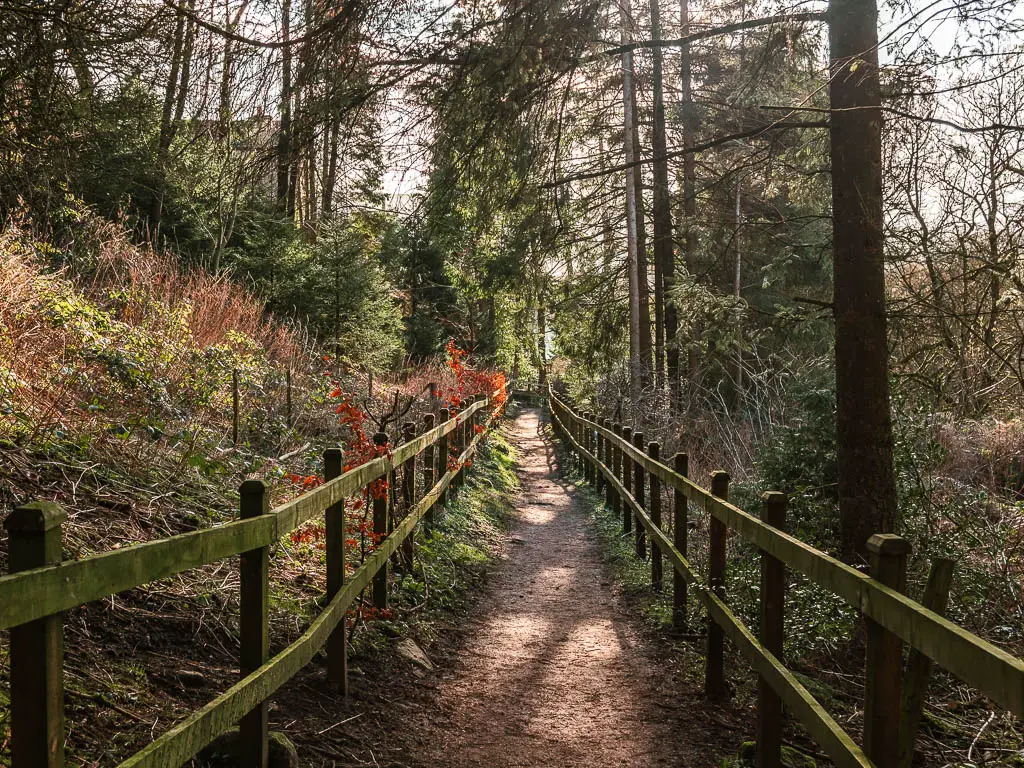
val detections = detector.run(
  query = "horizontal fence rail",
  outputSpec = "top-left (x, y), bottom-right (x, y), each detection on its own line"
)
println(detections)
top-left (548, 391), bottom-right (1024, 768)
top-left (1, 391), bottom-right (507, 768)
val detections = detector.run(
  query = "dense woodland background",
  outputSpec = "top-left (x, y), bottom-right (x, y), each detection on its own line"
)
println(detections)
top-left (3, 0), bottom-right (1024, 763)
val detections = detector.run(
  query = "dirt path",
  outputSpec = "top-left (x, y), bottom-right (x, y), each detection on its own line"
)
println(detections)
top-left (413, 406), bottom-right (732, 768)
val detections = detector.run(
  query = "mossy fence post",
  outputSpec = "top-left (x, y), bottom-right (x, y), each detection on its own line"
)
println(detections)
top-left (572, 414), bottom-right (581, 473)
top-left (649, 441), bottom-right (662, 591)
top-left (453, 408), bottom-right (466, 491)
top-left (706, 470), bottom-right (730, 701)
top-left (422, 413), bottom-right (436, 531)
top-left (232, 368), bottom-right (240, 446)
top-left (437, 408), bottom-right (450, 506)
top-left (632, 430), bottom-right (646, 559)
top-left (898, 557), bottom-right (955, 768)
top-left (324, 448), bottom-right (348, 692)
top-left (581, 412), bottom-right (592, 482)
top-left (6, 501), bottom-right (66, 768)
top-left (620, 426), bottom-right (633, 534)
top-left (612, 423), bottom-right (623, 518)
top-left (601, 418), bottom-right (614, 509)
top-left (286, 368), bottom-right (292, 427)
top-left (864, 533), bottom-right (910, 768)
top-left (239, 479), bottom-right (270, 767)
top-left (673, 452), bottom-right (689, 628)
top-left (756, 491), bottom-right (787, 768)
top-left (372, 432), bottom-right (389, 610)
top-left (401, 421), bottom-right (417, 572)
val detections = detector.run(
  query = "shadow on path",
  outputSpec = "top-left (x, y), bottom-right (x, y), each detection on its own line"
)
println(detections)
top-left (412, 407), bottom-right (734, 768)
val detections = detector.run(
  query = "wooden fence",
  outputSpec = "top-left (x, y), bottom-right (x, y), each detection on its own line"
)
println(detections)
top-left (549, 391), bottom-right (1024, 768)
top-left (0, 391), bottom-right (507, 768)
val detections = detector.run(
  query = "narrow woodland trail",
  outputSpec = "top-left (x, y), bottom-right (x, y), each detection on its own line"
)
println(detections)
top-left (413, 407), bottom-right (731, 767)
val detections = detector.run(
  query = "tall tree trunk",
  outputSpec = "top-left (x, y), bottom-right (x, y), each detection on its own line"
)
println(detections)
top-left (631, 73), bottom-right (653, 391)
top-left (173, 2), bottom-right (195, 126)
top-left (322, 115), bottom-right (339, 215)
top-left (679, 0), bottom-right (697, 404)
top-left (218, 0), bottom-right (233, 133)
top-left (537, 299), bottom-right (548, 385)
top-left (829, 0), bottom-right (897, 561)
top-left (599, 133), bottom-right (615, 272)
top-left (620, 0), bottom-right (643, 404)
top-left (287, 84), bottom-right (300, 219)
top-left (151, 9), bottom-right (187, 236)
top-left (733, 179), bottom-right (744, 403)
top-left (276, 0), bottom-right (292, 211)
top-left (649, 0), bottom-right (675, 393)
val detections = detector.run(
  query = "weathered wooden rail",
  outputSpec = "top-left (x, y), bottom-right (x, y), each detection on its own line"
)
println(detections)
top-left (0, 391), bottom-right (507, 768)
top-left (549, 391), bottom-right (1024, 768)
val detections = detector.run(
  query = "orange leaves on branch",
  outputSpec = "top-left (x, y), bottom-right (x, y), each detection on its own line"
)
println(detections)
top-left (290, 522), bottom-right (327, 548)
top-left (442, 339), bottom-right (507, 414)
top-left (369, 478), bottom-right (389, 500)
top-left (286, 473), bottom-right (323, 489)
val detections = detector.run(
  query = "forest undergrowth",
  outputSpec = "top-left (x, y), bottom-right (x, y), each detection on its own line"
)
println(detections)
top-left (0, 218), bottom-right (512, 765)
top-left (553, 386), bottom-right (1024, 767)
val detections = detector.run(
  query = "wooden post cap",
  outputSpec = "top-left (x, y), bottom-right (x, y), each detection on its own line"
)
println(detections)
top-left (239, 479), bottom-right (266, 496)
top-left (761, 491), bottom-right (786, 505)
top-left (5, 501), bottom-right (66, 532)
top-left (866, 533), bottom-right (911, 557)
top-left (711, 471), bottom-right (730, 497)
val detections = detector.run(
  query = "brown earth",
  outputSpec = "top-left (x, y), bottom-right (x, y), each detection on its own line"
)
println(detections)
top-left (395, 407), bottom-right (736, 767)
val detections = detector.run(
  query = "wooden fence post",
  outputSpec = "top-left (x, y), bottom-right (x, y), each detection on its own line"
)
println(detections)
top-left (456, 408), bottom-right (468, 490)
top-left (621, 426), bottom-right (633, 534)
top-left (401, 421), bottom-right (417, 572)
top-left (372, 432), bottom-right (390, 610)
top-left (575, 415), bottom-right (583, 474)
top-left (582, 412), bottom-right (593, 483)
top-left (673, 453), bottom-right (689, 628)
top-left (595, 416), bottom-right (605, 494)
top-left (632, 431), bottom-right (646, 560)
top-left (239, 480), bottom-right (270, 767)
top-left (757, 491), bottom-right (787, 768)
top-left (612, 423), bottom-right (623, 518)
top-left (573, 411), bottom-right (581, 473)
top-left (864, 533), bottom-right (911, 768)
top-left (423, 413), bottom-right (436, 531)
top-left (898, 557), bottom-right (955, 768)
top-left (438, 408), bottom-right (450, 506)
top-left (706, 470), bottom-right (730, 700)
top-left (598, 421), bottom-right (606, 505)
top-left (649, 441), bottom-right (662, 591)
top-left (232, 368), bottom-right (240, 446)
top-left (589, 414), bottom-right (597, 481)
top-left (6, 501), bottom-right (66, 768)
top-left (323, 449), bottom-right (348, 692)
top-left (286, 368), bottom-right (292, 428)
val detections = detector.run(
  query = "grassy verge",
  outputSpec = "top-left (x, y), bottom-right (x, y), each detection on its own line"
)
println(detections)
top-left (0, 422), bottom-right (519, 767)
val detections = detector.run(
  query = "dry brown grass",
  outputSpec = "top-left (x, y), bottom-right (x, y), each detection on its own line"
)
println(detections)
top-left (0, 215), bottom-right (317, 446)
